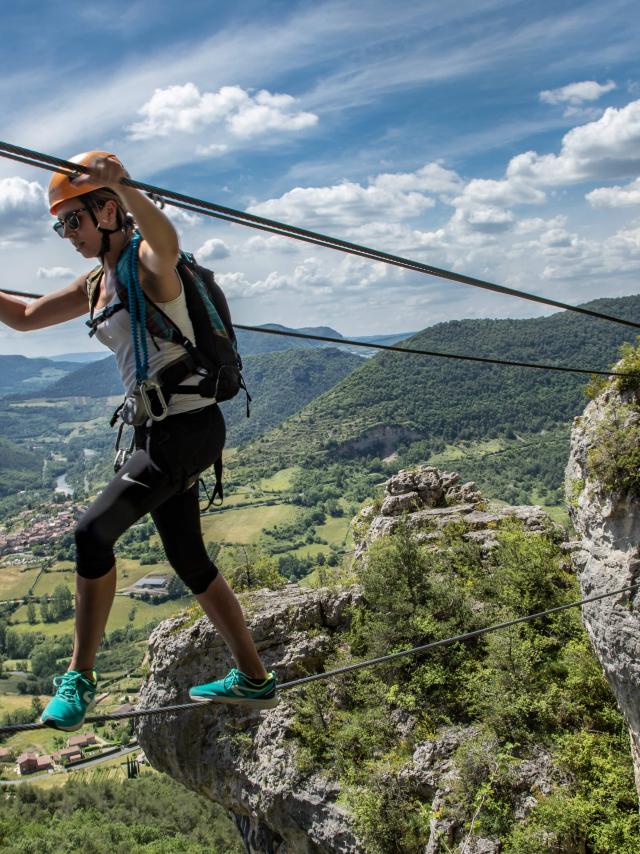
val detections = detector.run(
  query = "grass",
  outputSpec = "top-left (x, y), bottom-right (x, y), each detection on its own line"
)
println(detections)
top-left (200, 502), bottom-right (298, 545)
top-left (289, 514), bottom-right (352, 559)
top-left (256, 466), bottom-right (299, 492)
top-left (0, 566), bottom-right (41, 599)
top-left (0, 694), bottom-right (48, 712)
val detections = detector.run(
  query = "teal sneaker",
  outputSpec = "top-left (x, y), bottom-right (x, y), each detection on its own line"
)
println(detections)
top-left (189, 669), bottom-right (279, 709)
top-left (40, 670), bottom-right (97, 731)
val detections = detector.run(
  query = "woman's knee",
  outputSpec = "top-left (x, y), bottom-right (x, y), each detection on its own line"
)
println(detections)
top-left (74, 514), bottom-right (116, 580)
top-left (173, 559), bottom-right (219, 595)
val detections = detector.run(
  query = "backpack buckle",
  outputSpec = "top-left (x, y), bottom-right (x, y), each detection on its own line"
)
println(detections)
top-left (139, 380), bottom-right (169, 422)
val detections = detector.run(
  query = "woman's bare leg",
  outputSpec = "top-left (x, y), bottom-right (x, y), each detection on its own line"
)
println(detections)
top-left (195, 573), bottom-right (267, 680)
top-left (69, 565), bottom-right (117, 672)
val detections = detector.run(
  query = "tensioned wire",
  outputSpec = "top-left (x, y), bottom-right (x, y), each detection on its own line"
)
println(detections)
top-left (0, 289), bottom-right (636, 381)
top-left (0, 580), bottom-right (637, 734)
top-left (1, 140), bottom-right (639, 331)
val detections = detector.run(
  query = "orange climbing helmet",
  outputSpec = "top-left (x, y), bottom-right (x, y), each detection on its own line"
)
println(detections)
top-left (48, 151), bottom-right (123, 214)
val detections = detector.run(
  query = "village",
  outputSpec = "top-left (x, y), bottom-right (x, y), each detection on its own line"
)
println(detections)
top-left (0, 716), bottom-right (142, 777)
top-left (0, 500), bottom-right (85, 557)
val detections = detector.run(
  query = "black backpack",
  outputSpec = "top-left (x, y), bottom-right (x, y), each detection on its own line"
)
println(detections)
top-left (86, 235), bottom-right (250, 414)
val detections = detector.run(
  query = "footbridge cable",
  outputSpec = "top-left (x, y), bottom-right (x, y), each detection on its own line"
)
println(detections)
top-left (1, 580), bottom-right (637, 735)
top-left (1, 140), bottom-right (639, 332)
top-left (1, 288), bottom-right (637, 381)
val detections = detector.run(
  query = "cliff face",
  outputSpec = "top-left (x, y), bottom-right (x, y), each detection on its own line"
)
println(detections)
top-left (136, 467), bottom-right (569, 854)
top-left (565, 382), bottom-right (640, 798)
top-left (136, 585), bottom-right (363, 854)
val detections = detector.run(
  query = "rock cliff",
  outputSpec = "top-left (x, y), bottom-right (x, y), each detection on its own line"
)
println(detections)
top-left (136, 466), bottom-right (570, 853)
top-left (565, 379), bottom-right (640, 798)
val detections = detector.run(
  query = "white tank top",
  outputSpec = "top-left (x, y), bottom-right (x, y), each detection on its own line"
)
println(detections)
top-left (92, 274), bottom-right (214, 416)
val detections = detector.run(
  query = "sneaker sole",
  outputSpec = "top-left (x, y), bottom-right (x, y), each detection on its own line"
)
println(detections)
top-left (40, 698), bottom-right (97, 732)
top-left (189, 693), bottom-right (280, 709)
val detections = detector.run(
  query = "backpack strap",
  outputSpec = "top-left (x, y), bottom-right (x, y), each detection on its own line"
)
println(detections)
top-left (199, 456), bottom-right (224, 511)
top-left (86, 265), bottom-right (104, 321)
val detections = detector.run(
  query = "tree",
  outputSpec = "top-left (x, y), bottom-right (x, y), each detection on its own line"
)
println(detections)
top-left (26, 602), bottom-right (37, 625)
top-left (51, 585), bottom-right (73, 621)
top-left (40, 596), bottom-right (50, 623)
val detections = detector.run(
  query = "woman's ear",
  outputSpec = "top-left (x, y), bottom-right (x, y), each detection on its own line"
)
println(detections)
top-left (100, 199), bottom-right (120, 229)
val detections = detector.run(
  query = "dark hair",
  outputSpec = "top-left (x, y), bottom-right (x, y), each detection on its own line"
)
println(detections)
top-left (79, 188), bottom-right (134, 231)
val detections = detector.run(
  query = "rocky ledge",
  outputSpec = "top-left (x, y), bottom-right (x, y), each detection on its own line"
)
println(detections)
top-left (353, 464), bottom-right (560, 561)
top-left (136, 467), bottom-right (565, 853)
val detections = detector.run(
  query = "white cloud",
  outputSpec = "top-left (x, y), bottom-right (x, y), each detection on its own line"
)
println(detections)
top-left (37, 266), bottom-right (74, 279)
top-left (242, 235), bottom-right (301, 255)
top-left (539, 79), bottom-right (616, 105)
top-left (0, 177), bottom-right (47, 242)
top-left (195, 143), bottom-right (229, 157)
top-left (163, 205), bottom-right (203, 227)
top-left (373, 163), bottom-right (463, 196)
top-left (249, 168), bottom-right (440, 228)
top-left (506, 99), bottom-right (640, 184)
top-left (454, 177), bottom-right (546, 209)
top-left (195, 238), bottom-right (231, 262)
top-left (128, 83), bottom-right (318, 142)
top-left (587, 177), bottom-right (640, 207)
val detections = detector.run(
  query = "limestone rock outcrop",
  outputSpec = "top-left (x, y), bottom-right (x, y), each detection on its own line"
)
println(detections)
top-left (353, 465), bottom-right (560, 561)
top-left (136, 585), bottom-right (363, 854)
top-left (136, 467), bottom-right (565, 853)
top-left (565, 383), bottom-right (640, 798)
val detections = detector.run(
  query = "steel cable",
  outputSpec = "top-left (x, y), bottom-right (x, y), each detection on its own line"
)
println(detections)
top-left (1, 140), bottom-right (639, 331)
top-left (0, 580), bottom-right (637, 735)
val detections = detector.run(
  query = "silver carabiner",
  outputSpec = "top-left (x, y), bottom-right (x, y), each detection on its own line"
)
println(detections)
top-left (113, 421), bottom-right (135, 472)
top-left (138, 380), bottom-right (169, 422)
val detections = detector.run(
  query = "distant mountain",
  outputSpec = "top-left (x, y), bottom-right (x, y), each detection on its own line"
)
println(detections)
top-left (35, 346), bottom-right (364, 448)
top-left (235, 324), bottom-right (343, 356)
top-left (242, 294), bottom-right (640, 462)
top-left (0, 355), bottom-right (79, 398)
top-left (39, 355), bottom-right (122, 398)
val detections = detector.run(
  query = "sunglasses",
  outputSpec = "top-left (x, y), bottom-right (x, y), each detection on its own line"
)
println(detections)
top-left (53, 208), bottom-right (87, 237)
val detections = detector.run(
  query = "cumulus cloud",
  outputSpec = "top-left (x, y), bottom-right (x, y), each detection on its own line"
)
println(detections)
top-left (242, 234), bottom-right (301, 255)
top-left (163, 206), bottom-right (203, 227)
top-left (539, 80), bottom-right (616, 106)
top-left (128, 83), bottom-right (318, 142)
top-left (195, 238), bottom-right (231, 262)
top-left (249, 172), bottom-right (438, 228)
top-left (37, 266), bottom-right (74, 279)
top-left (373, 162), bottom-right (463, 196)
top-left (506, 100), bottom-right (640, 185)
top-left (454, 177), bottom-right (546, 210)
top-left (0, 177), bottom-right (47, 241)
top-left (587, 177), bottom-right (640, 207)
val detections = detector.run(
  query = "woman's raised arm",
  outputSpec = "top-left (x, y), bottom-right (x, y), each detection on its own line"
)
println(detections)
top-left (0, 274), bottom-right (88, 331)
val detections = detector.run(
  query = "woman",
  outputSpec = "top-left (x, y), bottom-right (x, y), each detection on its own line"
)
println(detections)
top-left (0, 152), bottom-right (277, 731)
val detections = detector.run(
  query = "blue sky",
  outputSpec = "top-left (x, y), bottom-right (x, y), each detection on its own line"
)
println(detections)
top-left (1, 0), bottom-right (640, 356)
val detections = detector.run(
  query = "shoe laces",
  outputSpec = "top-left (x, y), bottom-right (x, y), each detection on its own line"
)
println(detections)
top-left (52, 671), bottom-right (83, 701)
top-left (223, 669), bottom-right (242, 690)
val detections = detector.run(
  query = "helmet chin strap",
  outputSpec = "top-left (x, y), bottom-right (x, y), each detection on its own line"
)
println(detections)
top-left (86, 203), bottom-right (124, 258)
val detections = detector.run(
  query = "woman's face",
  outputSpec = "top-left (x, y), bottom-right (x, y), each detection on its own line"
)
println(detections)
top-left (53, 199), bottom-right (101, 258)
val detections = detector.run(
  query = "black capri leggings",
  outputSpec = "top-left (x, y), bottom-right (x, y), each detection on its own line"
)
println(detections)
top-left (75, 404), bottom-right (225, 594)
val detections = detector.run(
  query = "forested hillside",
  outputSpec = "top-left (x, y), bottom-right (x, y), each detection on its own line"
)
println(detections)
top-left (247, 295), bottom-right (640, 461)
top-left (0, 436), bottom-right (43, 496)
top-left (29, 348), bottom-right (364, 449)
top-left (0, 356), bottom-right (78, 398)
top-left (221, 347), bottom-right (363, 445)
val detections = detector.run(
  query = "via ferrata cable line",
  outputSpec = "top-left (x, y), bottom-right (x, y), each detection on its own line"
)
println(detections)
top-left (1, 288), bottom-right (638, 381)
top-left (1, 140), bottom-right (640, 332)
top-left (0, 580), bottom-right (637, 735)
